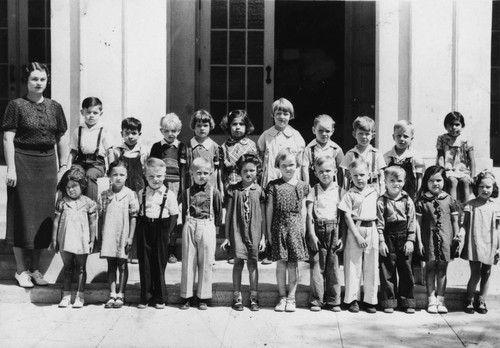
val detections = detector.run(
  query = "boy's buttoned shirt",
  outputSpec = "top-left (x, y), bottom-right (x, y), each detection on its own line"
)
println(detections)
top-left (302, 139), bottom-right (344, 170)
top-left (70, 121), bottom-right (113, 157)
top-left (376, 191), bottom-right (416, 242)
top-left (139, 185), bottom-right (179, 219)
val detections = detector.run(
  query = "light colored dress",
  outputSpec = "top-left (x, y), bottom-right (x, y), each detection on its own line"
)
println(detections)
top-left (460, 198), bottom-right (500, 265)
top-left (436, 133), bottom-right (473, 179)
top-left (56, 195), bottom-right (97, 254)
top-left (99, 186), bottom-right (139, 259)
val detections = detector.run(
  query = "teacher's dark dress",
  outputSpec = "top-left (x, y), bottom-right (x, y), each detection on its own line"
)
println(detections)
top-left (1, 97), bottom-right (67, 249)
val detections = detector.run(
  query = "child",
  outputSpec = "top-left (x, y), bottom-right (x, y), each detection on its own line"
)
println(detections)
top-left (51, 169), bottom-right (97, 308)
top-left (258, 98), bottom-right (305, 189)
top-left (436, 111), bottom-right (476, 202)
top-left (180, 157), bottom-right (223, 310)
top-left (339, 157), bottom-right (379, 313)
top-left (460, 171), bottom-right (500, 314)
top-left (219, 109), bottom-right (258, 190)
top-left (383, 120), bottom-right (425, 201)
top-left (258, 98), bottom-right (305, 265)
top-left (114, 117), bottom-right (147, 195)
top-left (136, 158), bottom-right (179, 309)
top-left (68, 97), bottom-right (115, 201)
top-left (306, 155), bottom-right (342, 312)
top-left (377, 166), bottom-right (417, 314)
top-left (267, 148), bottom-right (309, 312)
top-left (302, 114), bottom-right (344, 188)
top-left (220, 154), bottom-right (266, 311)
top-left (416, 165), bottom-right (460, 314)
top-left (340, 116), bottom-right (385, 194)
top-left (185, 110), bottom-right (222, 194)
top-left (150, 113), bottom-right (187, 263)
top-left (99, 161), bottom-right (139, 308)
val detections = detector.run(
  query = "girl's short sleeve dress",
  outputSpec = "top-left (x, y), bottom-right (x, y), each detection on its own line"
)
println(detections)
top-left (56, 196), bottom-right (97, 254)
top-left (226, 182), bottom-right (265, 260)
top-left (460, 199), bottom-right (500, 265)
top-left (416, 193), bottom-right (458, 262)
top-left (267, 178), bottom-right (309, 262)
top-left (99, 187), bottom-right (139, 259)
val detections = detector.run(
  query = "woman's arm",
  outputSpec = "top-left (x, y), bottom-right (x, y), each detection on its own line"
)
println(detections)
top-left (221, 196), bottom-right (233, 250)
top-left (266, 194), bottom-right (274, 245)
top-left (259, 202), bottom-right (266, 251)
top-left (468, 149), bottom-right (476, 178)
top-left (3, 131), bottom-right (17, 186)
top-left (125, 216), bottom-right (137, 253)
top-left (50, 213), bottom-right (61, 252)
top-left (88, 213), bottom-right (97, 253)
top-left (306, 202), bottom-right (318, 251)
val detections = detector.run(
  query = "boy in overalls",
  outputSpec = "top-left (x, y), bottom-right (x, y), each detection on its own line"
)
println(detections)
top-left (179, 157), bottom-right (223, 310)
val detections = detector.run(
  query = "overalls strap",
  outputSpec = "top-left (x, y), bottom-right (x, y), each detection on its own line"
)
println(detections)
top-left (94, 127), bottom-right (103, 156)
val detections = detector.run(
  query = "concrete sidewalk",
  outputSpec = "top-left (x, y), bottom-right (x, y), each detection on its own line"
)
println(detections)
top-left (0, 303), bottom-right (498, 348)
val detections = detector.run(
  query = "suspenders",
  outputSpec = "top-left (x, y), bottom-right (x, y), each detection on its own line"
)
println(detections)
top-left (76, 126), bottom-right (104, 163)
top-left (142, 187), bottom-right (169, 220)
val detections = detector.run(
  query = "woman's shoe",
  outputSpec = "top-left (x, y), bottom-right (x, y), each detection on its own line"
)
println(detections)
top-left (58, 296), bottom-right (71, 308)
top-left (73, 297), bottom-right (84, 309)
top-left (105, 297), bottom-right (115, 309)
top-left (15, 271), bottom-right (34, 288)
top-left (29, 270), bottom-right (49, 286)
top-left (274, 297), bottom-right (287, 312)
top-left (285, 298), bottom-right (296, 312)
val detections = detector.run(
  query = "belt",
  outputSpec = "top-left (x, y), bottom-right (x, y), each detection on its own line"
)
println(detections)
top-left (314, 218), bottom-right (337, 225)
top-left (354, 220), bottom-right (375, 227)
top-left (140, 216), bottom-right (169, 223)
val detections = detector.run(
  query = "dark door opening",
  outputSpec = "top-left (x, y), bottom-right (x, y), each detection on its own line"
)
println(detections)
top-left (274, 0), bottom-right (375, 151)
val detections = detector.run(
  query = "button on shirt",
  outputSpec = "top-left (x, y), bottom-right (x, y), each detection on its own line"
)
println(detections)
top-left (376, 192), bottom-right (416, 242)
top-left (139, 186), bottom-right (179, 219)
top-left (306, 183), bottom-right (340, 220)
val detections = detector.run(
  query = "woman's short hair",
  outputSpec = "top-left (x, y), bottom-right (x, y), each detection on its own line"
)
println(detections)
top-left (81, 97), bottom-right (103, 110)
top-left (272, 98), bottom-right (295, 119)
top-left (418, 165), bottom-right (448, 198)
top-left (22, 62), bottom-right (50, 83)
top-left (274, 147), bottom-right (301, 168)
top-left (352, 116), bottom-right (375, 132)
top-left (190, 109), bottom-right (215, 130)
top-left (219, 109), bottom-right (255, 135)
top-left (384, 165), bottom-right (406, 180)
top-left (121, 117), bottom-right (142, 132)
top-left (160, 113), bottom-right (182, 132)
top-left (58, 168), bottom-right (88, 193)
top-left (472, 171), bottom-right (499, 198)
top-left (443, 111), bottom-right (465, 128)
top-left (107, 160), bottom-right (128, 177)
top-left (236, 153), bottom-right (261, 174)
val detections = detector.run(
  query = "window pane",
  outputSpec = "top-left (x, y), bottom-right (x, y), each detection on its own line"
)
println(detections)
top-left (247, 67), bottom-right (263, 100)
top-left (248, 0), bottom-right (264, 29)
top-left (229, 31), bottom-right (245, 65)
top-left (0, 64), bottom-right (8, 98)
top-left (0, 29), bottom-right (7, 63)
top-left (211, 31), bottom-right (227, 65)
top-left (247, 31), bottom-right (263, 65)
top-left (211, 0), bottom-right (227, 29)
top-left (28, 0), bottom-right (46, 27)
top-left (28, 29), bottom-right (47, 62)
top-left (229, 0), bottom-right (246, 29)
top-left (211, 66), bottom-right (227, 100)
top-left (210, 101), bottom-right (227, 134)
top-left (0, 0), bottom-right (7, 27)
top-left (247, 102), bottom-right (263, 133)
top-left (229, 67), bottom-right (245, 100)
top-left (228, 101), bottom-right (245, 113)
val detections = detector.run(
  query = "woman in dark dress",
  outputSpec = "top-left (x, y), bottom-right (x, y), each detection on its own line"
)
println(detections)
top-left (1, 62), bottom-right (68, 287)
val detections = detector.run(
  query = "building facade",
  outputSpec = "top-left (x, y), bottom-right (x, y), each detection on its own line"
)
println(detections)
top-left (1, 0), bottom-right (496, 168)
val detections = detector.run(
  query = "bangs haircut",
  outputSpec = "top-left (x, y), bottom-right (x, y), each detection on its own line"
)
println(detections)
top-left (314, 155), bottom-right (336, 170)
top-left (473, 171), bottom-right (499, 198)
top-left (348, 157), bottom-right (370, 172)
top-left (352, 116), bottom-right (375, 132)
top-left (81, 97), bottom-right (103, 110)
top-left (417, 165), bottom-right (448, 199)
top-left (58, 167), bottom-right (88, 193)
top-left (160, 113), bottom-right (182, 132)
top-left (443, 111), bottom-right (465, 128)
top-left (274, 147), bottom-right (301, 168)
top-left (190, 109), bottom-right (215, 130)
top-left (272, 98), bottom-right (295, 119)
top-left (393, 120), bottom-right (414, 136)
top-left (107, 160), bottom-right (128, 177)
top-left (121, 117), bottom-right (142, 132)
top-left (236, 153), bottom-right (262, 174)
top-left (384, 165), bottom-right (406, 180)
top-left (219, 109), bottom-right (255, 135)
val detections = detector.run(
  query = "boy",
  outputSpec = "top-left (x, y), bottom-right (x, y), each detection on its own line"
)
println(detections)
top-left (306, 155), bottom-right (342, 312)
top-left (302, 114), bottom-right (344, 188)
top-left (150, 113), bottom-right (187, 263)
top-left (339, 158), bottom-right (379, 313)
top-left (136, 158), bottom-right (179, 309)
top-left (68, 97), bottom-right (114, 201)
top-left (180, 157), bottom-right (223, 310)
top-left (377, 166), bottom-right (416, 314)
top-left (114, 117), bottom-right (147, 195)
top-left (340, 116), bottom-right (385, 194)
top-left (383, 120), bottom-right (425, 201)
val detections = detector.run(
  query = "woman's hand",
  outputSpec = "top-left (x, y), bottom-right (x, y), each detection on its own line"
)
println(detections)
top-left (6, 170), bottom-right (17, 187)
top-left (125, 238), bottom-right (133, 253)
top-left (379, 241), bottom-right (389, 257)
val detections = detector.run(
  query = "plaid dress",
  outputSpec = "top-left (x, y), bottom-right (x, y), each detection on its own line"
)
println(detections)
top-left (221, 137), bottom-right (258, 188)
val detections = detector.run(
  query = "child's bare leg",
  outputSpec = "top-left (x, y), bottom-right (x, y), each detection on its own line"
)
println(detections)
top-left (479, 263), bottom-right (492, 299)
top-left (287, 262), bottom-right (299, 298)
top-left (459, 177), bottom-right (470, 202)
top-left (117, 259), bottom-right (128, 295)
top-left (276, 260), bottom-right (287, 297)
top-left (232, 258), bottom-right (244, 293)
top-left (247, 259), bottom-right (258, 295)
top-left (74, 254), bottom-right (88, 293)
top-left (107, 258), bottom-right (118, 295)
top-left (448, 177), bottom-right (458, 201)
top-left (425, 261), bottom-right (437, 298)
top-left (436, 261), bottom-right (448, 297)
top-left (466, 261), bottom-right (481, 299)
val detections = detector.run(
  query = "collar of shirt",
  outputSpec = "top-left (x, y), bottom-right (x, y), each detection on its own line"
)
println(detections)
top-left (386, 146), bottom-right (415, 161)
top-left (62, 195), bottom-right (88, 208)
top-left (146, 185), bottom-right (167, 197)
top-left (116, 142), bottom-right (143, 155)
top-left (382, 190), bottom-right (409, 201)
top-left (315, 182), bottom-right (339, 194)
top-left (350, 144), bottom-right (376, 156)
top-left (351, 185), bottom-right (377, 198)
top-left (442, 133), bottom-right (466, 147)
top-left (423, 191), bottom-right (449, 200)
top-left (267, 125), bottom-right (294, 137)
top-left (161, 138), bottom-right (180, 148)
top-left (307, 139), bottom-right (340, 150)
top-left (225, 137), bottom-right (250, 146)
top-left (190, 137), bottom-right (215, 150)
top-left (235, 182), bottom-right (258, 191)
top-left (191, 182), bottom-right (210, 194)
top-left (79, 120), bottom-right (104, 130)
top-left (104, 187), bottom-right (129, 201)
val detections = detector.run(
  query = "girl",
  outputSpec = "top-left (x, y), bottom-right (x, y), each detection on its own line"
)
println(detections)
top-left (220, 154), bottom-right (266, 311)
top-left (460, 171), bottom-right (500, 314)
top-left (220, 109), bottom-right (258, 190)
top-left (266, 148), bottom-right (309, 312)
top-left (99, 161), bottom-right (139, 308)
top-left (436, 111), bottom-right (476, 202)
top-left (51, 168), bottom-right (97, 308)
top-left (258, 98), bottom-right (305, 264)
top-left (185, 109), bottom-right (223, 193)
top-left (416, 166), bottom-right (460, 314)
